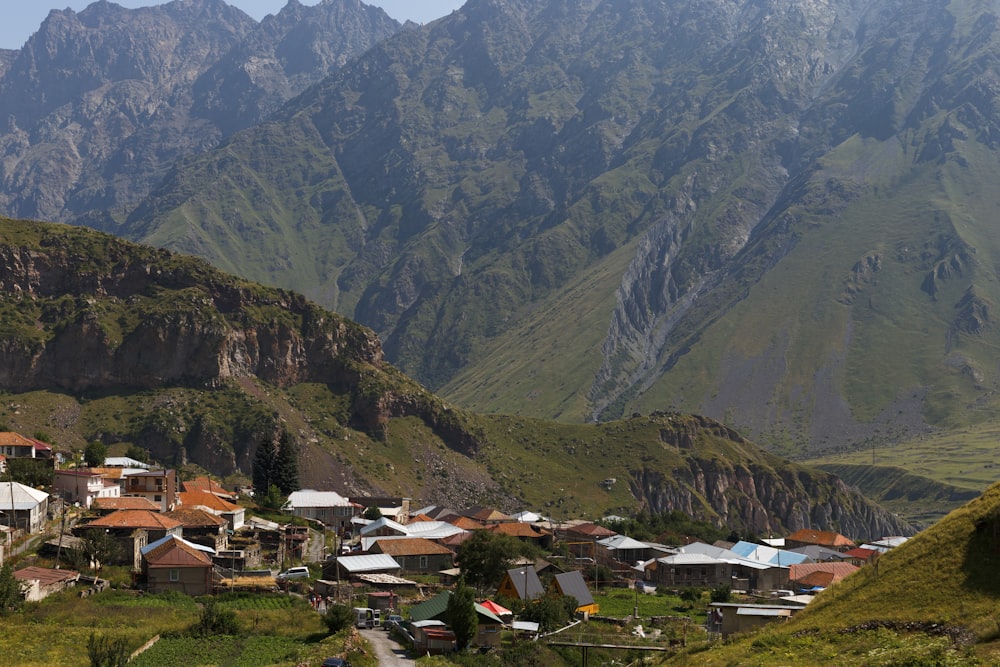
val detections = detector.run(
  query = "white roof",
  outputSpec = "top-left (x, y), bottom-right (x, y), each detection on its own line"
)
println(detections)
top-left (359, 517), bottom-right (407, 536)
top-left (598, 534), bottom-right (649, 550)
top-left (511, 511), bottom-right (546, 523)
top-left (512, 621), bottom-right (540, 632)
top-left (411, 620), bottom-right (447, 628)
top-left (404, 521), bottom-right (466, 538)
top-left (141, 534), bottom-right (216, 557)
top-left (336, 554), bottom-right (401, 573)
top-left (737, 607), bottom-right (792, 617)
top-left (104, 456), bottom-right (150, 469)
top-left (0, 482), bottom-right (48, 510)
top-left (286, 489), bottom-right (351, 509)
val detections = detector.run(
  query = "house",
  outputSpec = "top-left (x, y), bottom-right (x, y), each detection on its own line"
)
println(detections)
top-left (411, 621), bottom-right (456, 655)
top-left (597, 534), bottom-right (653, 565)
top-left (460, 507), bottom-right (512, 525)
top-left (0, 432), bottom-right (54, 460)
top-left (368, 537), bottom-right (454, 573)
top-left (181, 476), bottom-right (236, 501)
top-left (54, 469), bottom-right (120, 508)
top-left (328, 553), bottom-right (402, 580)
top-left (0, 481), bottom-right (50, 533)
top-left (283, 489), bottom-right (358, 531)
top-left (788, 562), bottom-right (859, 591)
top-left (141, 535), bottom-right (215, 596)
top-left (178, 490), bottom-right (245, 531)
top-left (496, 566), bottom-right (544, 602)
top-left (550, 570), bottom-right (599, 616)
top-left (652, 542), bottom-right (790, 593)
top-left (842, 547), bottom-right (880, 567)
top-left (166, 507), bottom-right (228, 551)
top-left (103, 456), bottom-right (151, 470)
top-left (79, 510), bottom-right (183, 569)
top-left (784, 529), bottom-right (856, 553)
top-left (123, 469), bottom-right (178, 512)
top-left (709, 602), bottom-right (807, 638)
top-left (14, 566), bottom-right (79, 601)
top-left (359, 516), bottom-right (408, 538)
top-left (488, 521), bottom-right (553, 549)
top-left (408, 590), bottom-right (505, 649)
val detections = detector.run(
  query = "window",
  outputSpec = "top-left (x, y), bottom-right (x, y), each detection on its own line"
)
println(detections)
top-left (154, 495), bottom-right (162, 502)
top-left (169, 569), bottom-right (179, 582)
top-left (419, 556), bottom-right (428, 569)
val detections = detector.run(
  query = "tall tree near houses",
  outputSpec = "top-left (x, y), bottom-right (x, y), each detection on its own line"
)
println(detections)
top-left (274, 430), bottom-right (300, 495)
top-left (252, 437), bottom-right (277, 498)
top-left (446, 576), bottom-right (478, 651)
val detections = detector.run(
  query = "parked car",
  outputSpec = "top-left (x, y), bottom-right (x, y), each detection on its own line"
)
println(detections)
top-left (276, 566), bottom-right (310, 581)
top-left (383, 614), bottom-right (403, 631)
top-left (321, 658), bottom-right (349, 667)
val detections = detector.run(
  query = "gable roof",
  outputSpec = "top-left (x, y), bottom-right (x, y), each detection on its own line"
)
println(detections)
top-left (285, 489), bottom-right (351, 509)
top-left (409, 590), bottom-right (503, 624)
top-left (142, 535), bottom-right (213, 567)
top-left (462, 507), bottom-right (511, 523)
top-left (788, 562), bottom-right (859, 585)
top-left (359, 517), bottom-right (407, 536)
top-left (178, 490), bottom-right (241, 513)
top-left (565, 522), bottom-right (616, 538)
top-left (448, 516), bottom-right (487, 530)
top-left (165, 507), bottom-right (227, 528)
top-left (336, 553), bottom-right (401, 574)
top-left (552, 571), bottom-right (595, 607)
top-left (370, 537), bottom-right (454, 557)
top-left (730, 541), bottom-right (810, 566)
top-left (502, 566), bottom-right (544, 600)
top-left (0, 482), bottom-right (49, 509)
top-left (84, 510), bottom-right (181, 531)
top-left (489, 522), bottom-right (550, 539)
top-left (182, 476), bottom-right (235, 499)
top-left (785, 529), bottom-right (855, 549)
top-left (14, 566), bottom-right (79, 586)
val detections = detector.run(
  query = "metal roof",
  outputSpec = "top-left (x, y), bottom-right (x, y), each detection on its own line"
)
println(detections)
top-left (336, 553), bottom-right (401, 573)
top-left (286, 489), bottom-right (351, 509)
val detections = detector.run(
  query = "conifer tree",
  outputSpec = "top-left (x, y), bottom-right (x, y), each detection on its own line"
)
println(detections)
top-left (274, 430), bottom-right (300, 495)
top-left (252, 437), bottom-right (276, 497)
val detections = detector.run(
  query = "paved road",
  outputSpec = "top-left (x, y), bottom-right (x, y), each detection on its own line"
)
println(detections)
top-left (359, 628), bottom-right (413, 666)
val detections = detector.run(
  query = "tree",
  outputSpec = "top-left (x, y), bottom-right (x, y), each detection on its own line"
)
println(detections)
top-left (259, 484), bottom-right (286, 510)
top-left (8, 458), bottom-right (54, 488)
top-left (0, 562), bottom-right (25, 616)
top-left (252, 437), bottom-right (277, 497)
top-left (273, 430), bottom-right (300, 495)
top-left (447, 577), bottom-right (478, 651)
top-left (362, 506), bottom-right (382, 521)
top-left (82, 529), bottom-right (122, 579)
top-left (83, 441), bottom-right (107, 468)
top-left (191, 598), bottom-right (241, 637)
top-left (456, 530), bottom-right (523, 594)
top-left (519, 594), bottom-right (576, 632)
top-left (125, 445), bottom-right (150, 463)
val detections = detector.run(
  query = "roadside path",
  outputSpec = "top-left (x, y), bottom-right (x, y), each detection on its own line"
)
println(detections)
top-left (359, 628), bottom-right (414, 666)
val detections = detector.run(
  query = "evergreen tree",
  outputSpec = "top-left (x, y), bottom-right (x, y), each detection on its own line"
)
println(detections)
top-left (252, 437), bottom-right (276, 497)
top-left (447, 577), bottom-right (478, 651)
top-left (0, 562), bottom-right (25, 616)
top-left (274, 430), bottom-right (300, 495)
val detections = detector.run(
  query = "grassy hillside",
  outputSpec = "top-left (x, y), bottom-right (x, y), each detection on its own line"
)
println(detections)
top-left (666, 482), bottom-right (1000, 665)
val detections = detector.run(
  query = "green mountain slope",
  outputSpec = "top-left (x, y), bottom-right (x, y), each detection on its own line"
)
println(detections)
top-left (118, 0), bottom-right (1000, 468)
top-left (0, 217), bottom-right (910, 538)
top-left (668, 481), bottom-right (1000, 665)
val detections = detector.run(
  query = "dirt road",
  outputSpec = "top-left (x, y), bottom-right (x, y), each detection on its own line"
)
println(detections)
top-left (359, 628), bottom-right (413, 666)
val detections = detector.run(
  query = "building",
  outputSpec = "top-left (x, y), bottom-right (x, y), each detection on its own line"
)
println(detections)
top-left (166, 507), bottom-right (228, 551)
top-left (709, 602), bottom-right (807, 638)
top-left (79, 510), bottom-right (183, 569)
top-left (550, 570), bottom-right (599, 616)
top-left (14, 566), bottom-right (79, 601)
top-left (91, 496), bottom-right (161, 514)
top-left (0, 481), bottom-right (50, 533)
top-left (123, 469), bottom-right (178, 512)
top-left (784, 529), bottom-right (856, 553)
top-left (284, 489), bottom-right (358, 531)
top-left (54, 469), bottom-right (120, 509)
top-left (408, 590), bottom-right (505, 649)
top-left (141, 535), bottom-right (215, 596)
top-left (0, 432), bottom-right (53, 460)
top-left (178, 490), bottom-right (245, 531)
top-left (368, 538), bottom-right (454, 574)
top-left (496, 566), bottom-right (544, 602)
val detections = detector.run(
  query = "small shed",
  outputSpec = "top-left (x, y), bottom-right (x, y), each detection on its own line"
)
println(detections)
top-left (13, 567), bottom-right (79, 601)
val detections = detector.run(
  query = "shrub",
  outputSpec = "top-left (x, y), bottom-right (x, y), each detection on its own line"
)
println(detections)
top-left (191, 599), bottom-right (241, 637)
top-left (324, 604), bottom-right (355, 634)
top-left (87, 632), bottom-right (129, 667)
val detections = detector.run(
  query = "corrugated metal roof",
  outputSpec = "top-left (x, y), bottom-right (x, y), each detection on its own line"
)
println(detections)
top-left (737, 607), bottom-right (792, 617)
top-left (337, 553), bottom-right (401, 573)
top-left (0, 482), bottom-right (49, 510)
top-left (286, 489), bottom-right (350, 508)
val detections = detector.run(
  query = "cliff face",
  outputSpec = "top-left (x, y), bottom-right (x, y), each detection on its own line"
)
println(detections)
top-left (0, 227), bottom-right (382, 393)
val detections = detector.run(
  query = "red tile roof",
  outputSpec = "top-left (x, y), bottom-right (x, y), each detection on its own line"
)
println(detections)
top-left (165, 507), bottom-right (227, 528)
top-left (182, 476), bottom-right (236, 499)
top-left (371, 538), bottom-right (454, 557)
top-left (786, 529), bottom-right (855, 549)
top-left (144, 536), bottom-right (212, 568)
top-left (789, 562), bottom-right (859, 585)
top-left (489, 522), bottom-right (551, 538)
top-left (85, 510), bottom-right (182, 531)
top-left (178, 490), bottom-right (241, 513)
top-left (14, 566), bottom-right (79, 586)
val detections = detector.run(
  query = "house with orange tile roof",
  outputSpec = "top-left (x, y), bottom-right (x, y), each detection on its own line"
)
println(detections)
top-left (182, 476), bottom-right (237, 501)
top-left (368, 537), bottom-right (455, 574)
top-left (788, 562), bottom-right (859, 590)
top-left (166, 507), bottom-right (228, 551)
top-left (0, 432), bottom-right (54, 460)
top-left (178, 490), bottom-right (245, 530)
top-left (461, 507), bottom-right (512, 524)
top-left (785, 529), bottom-right (856, 553)
top-left (141, 535), bottom-right (215, 595)
top-left (78, 510), bottom-right (183, 569)
top-left (488, 521), bottom-right (553, 549)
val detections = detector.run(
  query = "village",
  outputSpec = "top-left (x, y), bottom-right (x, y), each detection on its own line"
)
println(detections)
top-left (0, 430), bottom-right (909, 661)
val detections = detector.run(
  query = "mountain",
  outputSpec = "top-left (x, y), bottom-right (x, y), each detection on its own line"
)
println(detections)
top-left (111, 0), bottom-right (1000, 466)
top-left (0, 217), bottom-right (910, 538)
top-left (0, 0), bottom-right (400, 226)
top-left (670, 481), bottom-right (1000, 665)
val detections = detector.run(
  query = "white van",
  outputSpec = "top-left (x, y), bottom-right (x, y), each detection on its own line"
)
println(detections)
top-left (276, 566), bottom-right (310, 581)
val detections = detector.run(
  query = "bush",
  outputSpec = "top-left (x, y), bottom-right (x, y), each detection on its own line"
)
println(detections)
top-left (324, 604), bottom-right (355, 634)
top-left (87, 632), bottom-right (129, 667)
top-left (711, 584), bottom-right (731, 603)
top-left (191, 599), bottom-right (241, 637)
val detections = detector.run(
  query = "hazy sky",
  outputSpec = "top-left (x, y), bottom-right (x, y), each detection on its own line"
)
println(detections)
top-left (0, 1), bottom-right (466, 50)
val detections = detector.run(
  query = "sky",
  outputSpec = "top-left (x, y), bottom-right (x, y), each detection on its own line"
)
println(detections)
top-left (0, 0), bottom-right (466, 50)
